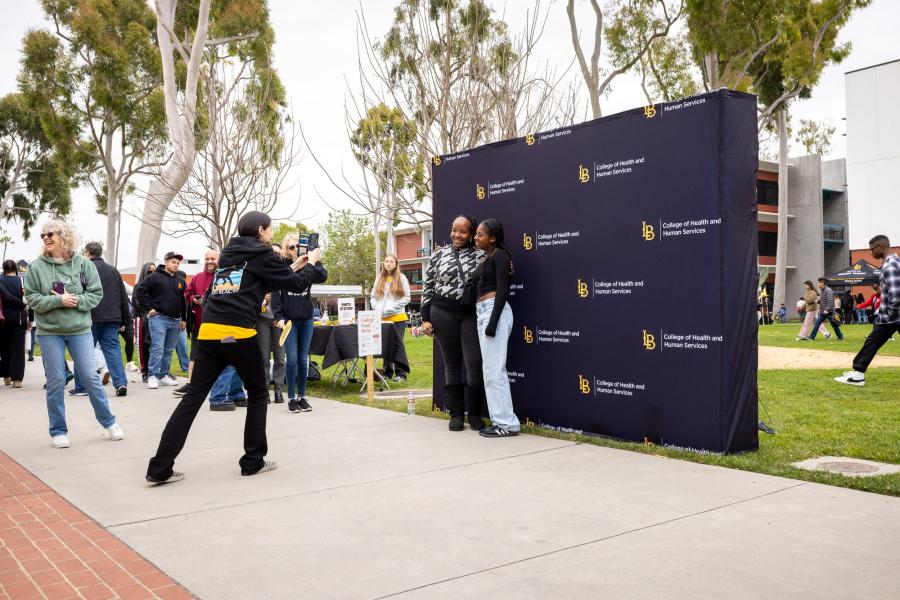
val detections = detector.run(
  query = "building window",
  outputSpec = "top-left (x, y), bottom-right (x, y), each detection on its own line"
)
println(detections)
top-left (757, 181), bottom-right (778, 206)
top-left (404, 268), bottom-right (423, 285)
top-left (758, 231), bottom-right (777, 257)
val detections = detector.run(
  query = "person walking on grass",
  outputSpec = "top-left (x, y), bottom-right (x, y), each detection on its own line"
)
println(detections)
top-left (836, 235), bottom-right (900, 386)
top-left (808, 278), bottom-right (844, 341)
top-left (146, 211), bottom-right (320, 484)
top-left (23, 220), bottom-right (123, 448)
top-left (134, 252), bottom-right (187, 389)
top-left (796, 281), bottom-right (830, 340)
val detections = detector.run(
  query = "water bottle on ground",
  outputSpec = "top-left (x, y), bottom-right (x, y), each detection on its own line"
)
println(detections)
top-left (406, 390), bottom-right (415, 416)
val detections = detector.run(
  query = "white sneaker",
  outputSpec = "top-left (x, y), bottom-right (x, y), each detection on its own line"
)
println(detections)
top-left (825, 332), bottom-right (832, 340)
top-left (147, 376), bottom-right (159, 389)
top-left (106, 423), bottom-right (124, 441)
top-left (159, 375), bottom-right (178, 387)
top-left (834, 371), bottom-right (865, 387)
top-left (125, 361), bottom-right (138, 372)
top-left (51, 435), bottom-right (71, 449)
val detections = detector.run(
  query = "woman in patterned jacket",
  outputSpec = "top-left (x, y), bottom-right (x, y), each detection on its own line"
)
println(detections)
top-left (421, 215), bottom-right (487, 431)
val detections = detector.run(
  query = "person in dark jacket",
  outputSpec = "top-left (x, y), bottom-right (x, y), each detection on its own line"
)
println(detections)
top-left (146, 211), bottom-right (321, 484)
top-left (134, 252), bottom-right (187, 389)
top-left (70, 242), bottom-right (131, 396)
top-left (271, 233), bottom-right (327, 413)
top-left (809, 278), bottom-right (844, 341)
top-left (0, 260), bottom-right (29, 387)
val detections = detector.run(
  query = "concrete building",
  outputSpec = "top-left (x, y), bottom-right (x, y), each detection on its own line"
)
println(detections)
top-left (757, 156), bottom-right (849, 317)
top-left (845, 58), bottom-right (900, 250)
top-left (392, 224), bottom-right (434, 309)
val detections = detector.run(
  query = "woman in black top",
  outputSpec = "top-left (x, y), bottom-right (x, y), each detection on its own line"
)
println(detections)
top-left (0, 260), bottom-right (29, 387)
top-left (147, 211), bottom-right (320, 484)
top-left (420, 215), bottom-right (487, 431)
top-left (472, 219), bottom-right (519, 437)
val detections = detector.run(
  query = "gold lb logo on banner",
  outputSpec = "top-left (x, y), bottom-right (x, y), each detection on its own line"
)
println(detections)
top-left (432, 156), bottom-right (441, 166)
top-left (642, 221), bottom-right (655, 241)
top-left (578, 164), bottom-right (590, 183)
top-left (644, 105), bottom-right (657, 118)
top-left (523, 232), bottom-right (533, 250)
top-left (523, 326), bottom-right (534, 344)
top-left (577, 279), bottom-right (589, 298)
top-left (579, 375), bottom-right (591, 395)
top-left (476, 183), bottom-right (485, 200)
top-left (525, 134), bottom-right (535, 146)
top-left (642, 330), bottom-right (657, 350)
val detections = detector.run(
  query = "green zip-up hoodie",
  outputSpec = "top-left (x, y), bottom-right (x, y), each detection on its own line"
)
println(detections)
top-left (23, 254), bottom-right (102, 336)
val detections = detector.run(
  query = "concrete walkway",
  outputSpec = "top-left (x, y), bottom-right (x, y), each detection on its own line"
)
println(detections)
top-left (1, 362), bottom-right (898, 599)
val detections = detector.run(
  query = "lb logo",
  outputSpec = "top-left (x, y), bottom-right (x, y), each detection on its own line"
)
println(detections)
top-left (579, 375), bottom-right (591, 395)
top-left (525, 133), bottom-right (535, 146)
top-left (523, 326), bottom-right (534, 344)
top-left (578, 164), bottom-right (590, 183)
top-left (432, 156), bottom-right (441, 166)
top-left (642, 330), bottom-right (657, 350)
top-left (577, 279), bottom-right (589, 298)
top-left (523, 232), bottom-right (533, 250)
top-left (643, 104), bottom-right (656, 118)
top-left (476, 184), bottom-right (485, 200)
top-left (641, 221), bottom-right (655, 241)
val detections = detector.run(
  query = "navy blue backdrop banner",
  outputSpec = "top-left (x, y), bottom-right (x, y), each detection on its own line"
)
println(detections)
top-left (431, 89), bottom-right (759, 454)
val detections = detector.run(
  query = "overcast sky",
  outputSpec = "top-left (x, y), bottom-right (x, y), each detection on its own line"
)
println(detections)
top-left (0, 0), bottom-right (897, 268)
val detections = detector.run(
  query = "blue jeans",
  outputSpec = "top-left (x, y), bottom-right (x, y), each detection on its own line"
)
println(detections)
top-left (476, 298), bottom-right (519, 432)
top-left (176, 329), bottom-right (189, 372)
top-left (39, 333), bottom-right (116, 437)
top-left (148, 315), bottom-right (181, 379)
top-left (810, 313), bottom-right (844, 340)
top-left (209, 365), bottom-right (245, 405)
top-left (73, 323), bottom-right (127, 391)
top-left (284, 318), bottom-right (314, 398)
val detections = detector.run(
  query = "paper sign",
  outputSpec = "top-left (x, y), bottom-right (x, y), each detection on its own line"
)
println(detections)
top-left (357, 310), bottom-right (382, 356)
top-left (338, 298), bottom-right (355, 325)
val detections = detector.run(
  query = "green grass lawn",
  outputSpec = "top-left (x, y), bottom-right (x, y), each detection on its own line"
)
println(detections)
top-left (308, 335), bottom-right (900, 497)
top-left (759, 322), bottom-right (900, 356)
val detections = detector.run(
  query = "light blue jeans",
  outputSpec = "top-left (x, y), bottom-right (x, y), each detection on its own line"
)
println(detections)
top-left (476, 298), bottom-right (519, 432)
top-left (39, 332), bottom-right (116, 437)
top-left (210, 365), bottom-right (245, 405)
top-left (175, 329), bottom-right (189, 372)
top-left (73, 323), bottom-right (128, 391)
top-left (148, 315), bottom-right (181, 379)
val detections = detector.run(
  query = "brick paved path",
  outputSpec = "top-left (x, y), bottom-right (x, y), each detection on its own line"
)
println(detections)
top-left (0, 451), bottom-right (193, 600)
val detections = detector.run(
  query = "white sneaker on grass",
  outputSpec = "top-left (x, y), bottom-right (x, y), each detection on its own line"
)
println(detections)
top-left (159, 375), bottom-right (178, 387)
top-left (125, 361), bottom-right (139, 372)
top-left (106, 423), bottom-right (124, 441)
top-left (51, 435), bottom-right (70, 449)
top-left (834, 371), bottom-right (865, 386)
top-left (147, 376), bottom-right (159, 389)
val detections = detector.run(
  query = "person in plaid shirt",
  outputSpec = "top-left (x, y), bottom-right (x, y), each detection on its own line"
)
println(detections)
top-left (835, 235), bottom-right (900, 386)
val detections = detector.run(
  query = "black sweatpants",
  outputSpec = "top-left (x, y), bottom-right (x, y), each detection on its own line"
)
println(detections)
top-left (852, 323), bottom-right (900, 373)
top-left (0, 321), bottom-right (27, 381)
top-left (120, 320), bottom-right (135, 363)
top-left (430, 304), bottom-right (482, 387)
top-left (147, 336), bottom-right (269, 480)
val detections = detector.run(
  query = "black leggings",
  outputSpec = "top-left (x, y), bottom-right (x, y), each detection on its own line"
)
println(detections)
top-left (0, 321), bottom-right (27, 381)
top-left (120, 322), bottom-right (134, 363)
top-left (147, 336), bottom-right (269, 480)
top-left (430, 304), bottom-right (482, 387)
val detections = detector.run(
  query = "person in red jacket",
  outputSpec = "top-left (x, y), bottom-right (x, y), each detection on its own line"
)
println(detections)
top-left (173, 250), bottom-right (219, 396)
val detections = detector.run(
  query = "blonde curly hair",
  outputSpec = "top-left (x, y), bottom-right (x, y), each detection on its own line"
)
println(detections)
top-left (40, 219), bottom-right (80, 260)
top-left (281, 233), bottom-right (299, 258)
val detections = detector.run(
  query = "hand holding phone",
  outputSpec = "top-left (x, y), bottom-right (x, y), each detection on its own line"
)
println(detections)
top-left (51, 281), bottom-right (66, 295)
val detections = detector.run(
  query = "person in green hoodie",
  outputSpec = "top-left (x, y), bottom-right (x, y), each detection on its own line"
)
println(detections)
top-left (146, 211), bottom-right (320, 484)
top-left (23, 220), bottom-right (124, 449)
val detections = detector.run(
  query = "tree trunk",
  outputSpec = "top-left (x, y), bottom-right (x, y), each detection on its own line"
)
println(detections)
top-left (703, 53), bottom-right (719, 89)
top-left (105, 179), bottom-right (120, 266)
top-left (773, 108), bottom-right (789, 315)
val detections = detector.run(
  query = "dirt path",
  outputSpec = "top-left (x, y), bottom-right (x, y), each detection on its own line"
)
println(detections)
top-left (759, 345), bottom-right (900, 370)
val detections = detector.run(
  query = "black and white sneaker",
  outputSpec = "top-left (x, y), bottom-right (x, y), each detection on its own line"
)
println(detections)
top-left (172, 384), bottom-right (190, 397)
top-left (479, 425), bottom-right (519, 438)
top-left (146, 471), bottom-right (185, 485)
top-left (242, 460), bottom-right (277, 476)
top-left (834, 371), bottom-right (865, 387)
top-left (115, 386), bottom-right (128, 397)
top-left (298, 397), bottom-right (312, 412)
top-left (288, 398), bottom-right (300, 413)
top-left (68, 389), bottom-right (88, 397)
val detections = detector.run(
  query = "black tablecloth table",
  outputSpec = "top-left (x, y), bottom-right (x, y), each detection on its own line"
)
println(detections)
top-left (309, 323), bottom-right (410, 375)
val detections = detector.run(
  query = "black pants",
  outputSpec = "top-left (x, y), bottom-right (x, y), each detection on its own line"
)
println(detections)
top-left (431, 305), bottom-right (482, 386)
top-left (0, 321), bottom-right (27, 381)
top-left (852, 323), bottom-right (900, 373)
top-left (138, 317), bottom-right (151, 375)
top-left (120, 320), bottom-right (134, 363)
top-left (147, 336), bottom-right (269, 480)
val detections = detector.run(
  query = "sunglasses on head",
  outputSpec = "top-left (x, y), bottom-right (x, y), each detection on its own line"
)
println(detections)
top-left (39, 232), bottom-right (59, 240)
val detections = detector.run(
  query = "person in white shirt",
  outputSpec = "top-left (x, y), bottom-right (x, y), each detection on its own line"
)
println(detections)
top-left (370, 254), bottom-right (411, 382)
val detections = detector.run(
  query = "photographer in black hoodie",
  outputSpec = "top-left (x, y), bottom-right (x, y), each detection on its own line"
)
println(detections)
top-left (146, 212), bottom-right (320, 484)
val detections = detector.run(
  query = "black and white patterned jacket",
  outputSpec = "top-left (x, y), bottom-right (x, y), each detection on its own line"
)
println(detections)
top-left (420, 245), bottom-right (484, 321)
